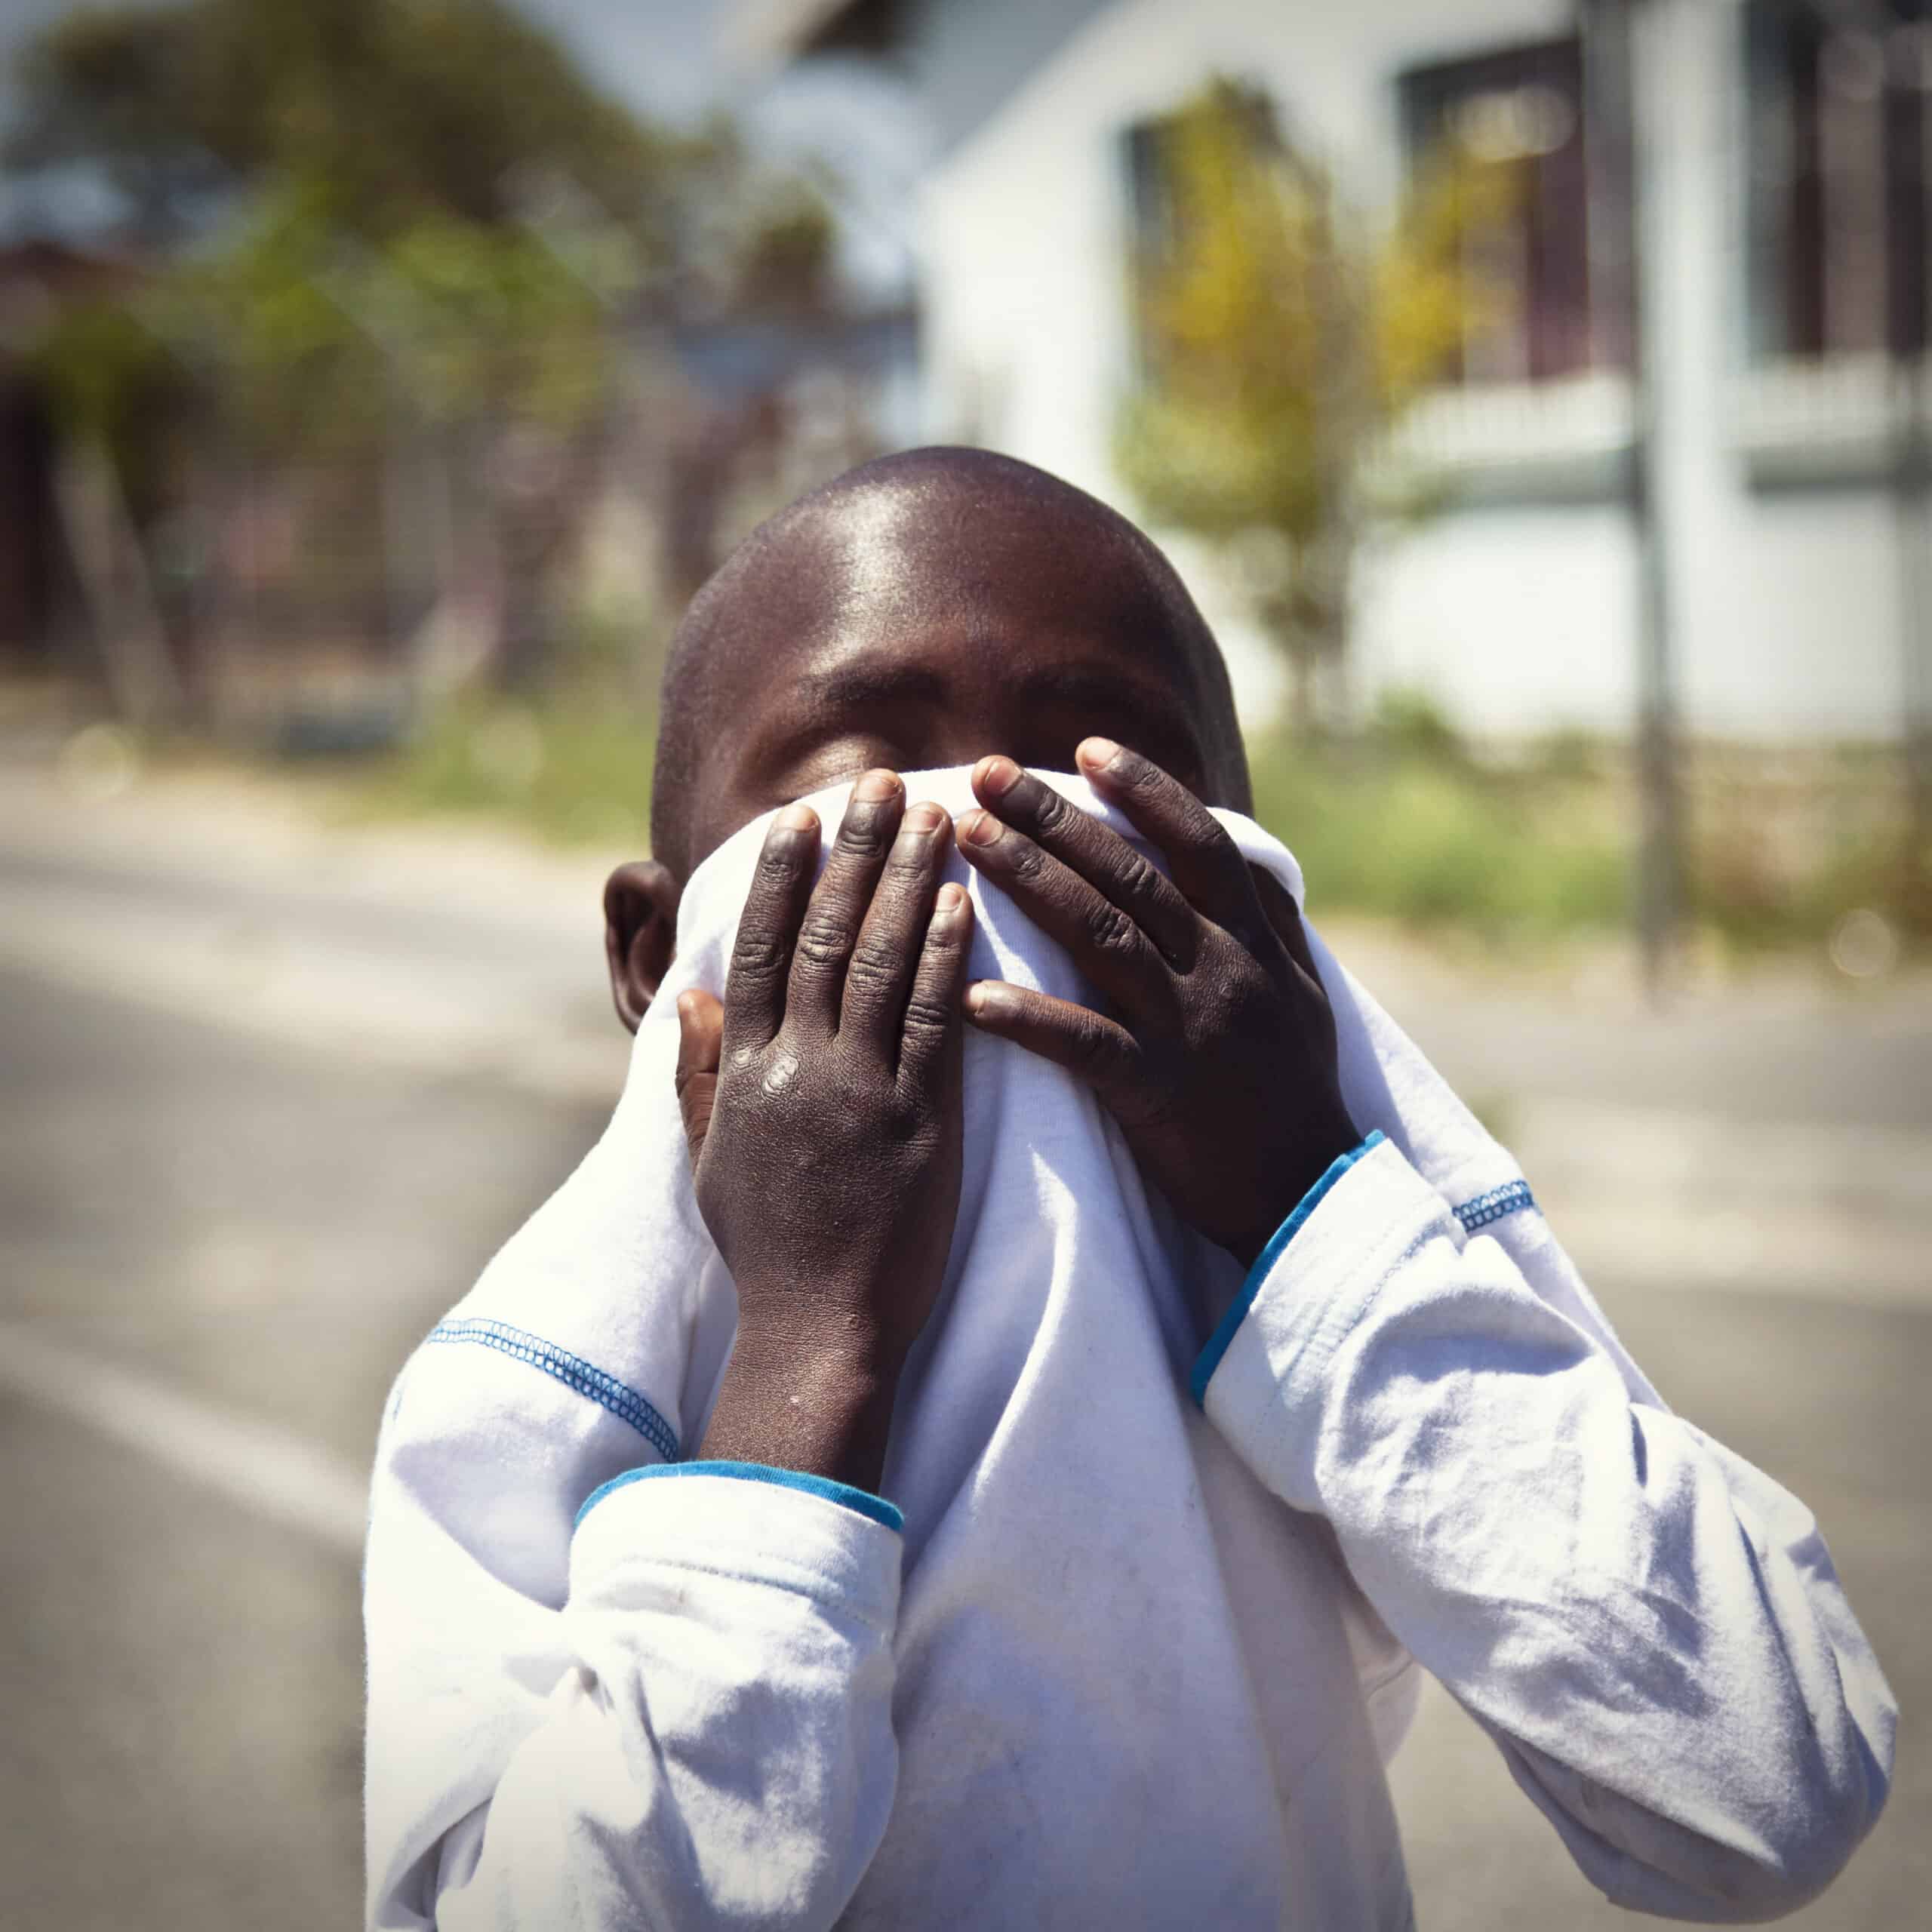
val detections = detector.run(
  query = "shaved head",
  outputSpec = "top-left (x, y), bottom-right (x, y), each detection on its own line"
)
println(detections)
top-left (650, 447), bottom-right (1248, 879)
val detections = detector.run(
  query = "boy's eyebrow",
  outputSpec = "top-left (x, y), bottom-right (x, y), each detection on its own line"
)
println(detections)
top-left (1014, 662), bottom-right (1198, 720)
top-left (795, 655), bottom-right (1197, 724)
top-left (795, 662), bottom-right (949, 712)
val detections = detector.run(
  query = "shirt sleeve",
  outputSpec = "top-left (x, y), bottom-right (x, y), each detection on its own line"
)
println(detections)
top-left (365, 1451), bottom-right (903, 1931)
top-left (1195, 1135), bottom-right (1897, 1923)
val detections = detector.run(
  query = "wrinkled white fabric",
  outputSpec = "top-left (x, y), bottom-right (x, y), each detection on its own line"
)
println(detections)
top-left (365, 768), bottom-right (1894, 1930)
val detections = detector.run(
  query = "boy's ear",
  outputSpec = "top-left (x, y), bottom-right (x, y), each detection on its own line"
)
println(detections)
top-left (603, 860), bottom-right (681, 1034)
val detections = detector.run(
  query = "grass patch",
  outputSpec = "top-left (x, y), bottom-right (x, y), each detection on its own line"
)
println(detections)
top-left (352, 692), bottom-right (656, 847)
top-left (1247, 700), bottom-right (1927, 954)
top-left (1247, 736), bottom-right (1629, 939)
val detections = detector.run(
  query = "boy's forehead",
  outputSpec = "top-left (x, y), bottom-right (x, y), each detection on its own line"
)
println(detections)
top-left (739, 481), bottom-right (1213, 697)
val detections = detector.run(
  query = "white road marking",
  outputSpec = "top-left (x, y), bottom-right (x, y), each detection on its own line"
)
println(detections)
top-left (0, 1319), bottom-right (368, 1554)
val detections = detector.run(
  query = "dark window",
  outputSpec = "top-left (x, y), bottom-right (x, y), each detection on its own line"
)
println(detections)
top-left (1398, 38), bottom-right (1597, 383)
top-left (1746, 0), bottom-right (1930, 361)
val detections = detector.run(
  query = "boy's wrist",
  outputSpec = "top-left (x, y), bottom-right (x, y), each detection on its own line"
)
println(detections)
top-left (1222, 1108), bottom-right (1364, 1271)
top-left (698, 1315), bottom-right (903, 1495)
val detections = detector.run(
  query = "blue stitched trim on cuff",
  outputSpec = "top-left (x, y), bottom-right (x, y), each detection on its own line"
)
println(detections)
top-left (1189, 1131), bottom-right (1386, 1409)
top-left (426, 1318), bottom-right (679, 1462)
top-left (576, 1460), bottom-right (905, 1534)
top-left (1455, 1178), bottom-right (1537, 1232)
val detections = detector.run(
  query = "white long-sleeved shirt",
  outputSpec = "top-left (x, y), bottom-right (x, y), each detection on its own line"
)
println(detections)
top-left (367, 1133), bottom-right (1894, 1929)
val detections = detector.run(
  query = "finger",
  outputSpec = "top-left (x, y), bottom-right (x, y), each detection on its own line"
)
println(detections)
top-left (1074, 739), bottom-right (1257, 930)
top-left (971, 757), bottom-right (1198, 966)
top-left (897, 881), bottom-right (975, 1086)
top-left (1250, 864), bottom-right (1318, 979)
top-left (674, 989), bottom-right (723, 1168)
top-left (789, 769), bottom-right (905, 1035)
top-left (841, 801), bottom-right (952, 1051)
top-left (955, 808), bottom-right (1169, 1014)
top-left (721, 803), bottom-right (820, 1058)
top-left (960, 980), bottom-right (1148, 1117)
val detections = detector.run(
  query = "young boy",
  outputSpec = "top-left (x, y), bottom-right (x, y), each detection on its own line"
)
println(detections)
top-left (365, 448), bottom-right (1893, 1929)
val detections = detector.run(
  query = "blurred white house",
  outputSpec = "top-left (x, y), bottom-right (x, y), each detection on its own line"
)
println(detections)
top-left (744, 0), bottom-right (1930, 746)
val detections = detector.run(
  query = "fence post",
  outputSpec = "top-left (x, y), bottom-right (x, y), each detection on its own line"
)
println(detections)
top-left (1586, 0), bottom-right (1681, 999)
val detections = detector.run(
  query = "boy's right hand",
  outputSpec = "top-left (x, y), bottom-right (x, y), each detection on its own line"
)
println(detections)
top-left (672, 771), bottom-right (974, 1495)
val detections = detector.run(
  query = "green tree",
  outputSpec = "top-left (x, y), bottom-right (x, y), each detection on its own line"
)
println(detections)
top-left (1117, 78), bottom-right (1511, 732)
top-left (11, 0), bottom-right (682, 243)
top-left (8, 0), bottom-right (838, 446)
top-left (7, 0), bottom-right (839, 710)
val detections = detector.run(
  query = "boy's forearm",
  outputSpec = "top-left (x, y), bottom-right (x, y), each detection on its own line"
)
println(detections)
top-left (697, 1315), bottom-right (903, 1496)
top-left (1197, 1137), bottom-right (1894, 1921)
top-left (367, 1385), bottom-right (904, 1932)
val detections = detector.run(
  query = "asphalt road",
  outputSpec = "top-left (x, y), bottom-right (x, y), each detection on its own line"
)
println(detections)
top-left (1, 936), bottom-right (1924, 1927)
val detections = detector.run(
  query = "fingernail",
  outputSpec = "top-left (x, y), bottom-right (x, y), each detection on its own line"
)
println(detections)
top-left (960, 809), bottom-right (1004, 847)
top-left (1078, 737), bottom-right (1121, 772)
top-left (937, 882), bottom-right (966, 914)
top-left (854, 768), bottom-right (900, 802)
top-left (775, 802), bottom-right (817, 832)
top-left (977, 755), bottom-right (1021, 799)
top-left (902, 802), bottom-right (945, 835)
top-left (964, 981), bottom-right (1000, 1016)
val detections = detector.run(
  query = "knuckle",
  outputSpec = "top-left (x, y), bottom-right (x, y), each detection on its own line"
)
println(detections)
top-left (1185, 816), bottom-right (1237, 863)
top-left (843, 943), bottom-right (900, 995)
top-left (1084, 900), bottom-right (1140, 955)
top-left (795, 912), bottom-right (855, 966)
top-left (1068, 1011), bottom-right (1116, 1065)
top-left (754, 845), bottom-right (802, 887)
top-left (1112, 849), bottom-right (1159, 901)
top-left (901, 992), bottom-right (954, 1036)
top-left (1078, 1034), bottom-right (1130, 1085)
top-left (1028, 783), bottom-right (1069, 834)
top-left (729, 931), bottom-right (787, 978)
top-left (835, 812), bottom-right (894, 858)
top-left (1005, 836), bottom-right (1048, 882)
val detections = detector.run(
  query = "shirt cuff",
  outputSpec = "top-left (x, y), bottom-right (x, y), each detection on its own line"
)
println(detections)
top-left (571, 1464), bottom-right (903, 1629)
top-left (577, 1459), bottom-right (903, 1534)
top-left (1197, 1135), bottom-right (1463, 1503)
top-left (1189, 1130), bottom-right (1386, 1407)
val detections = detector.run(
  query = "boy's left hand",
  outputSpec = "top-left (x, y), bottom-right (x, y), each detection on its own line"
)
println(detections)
top-left (956, 739), bottom-right (1359, 1270)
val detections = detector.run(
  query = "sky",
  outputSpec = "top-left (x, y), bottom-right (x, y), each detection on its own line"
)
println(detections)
top-left (0, 0), bottom-right (925, 294)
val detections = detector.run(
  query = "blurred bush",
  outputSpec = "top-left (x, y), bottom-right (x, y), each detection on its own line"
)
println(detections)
top-left (353, 693), bottom-right (653, 849)
top-left (1247, 691), bottom-right (1926, 955)
top-left (1247, 710), bottom-right (1628, 940)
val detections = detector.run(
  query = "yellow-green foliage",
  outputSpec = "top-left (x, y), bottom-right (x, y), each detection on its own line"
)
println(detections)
top-left (1118, 79), bottom-right (1515, 688)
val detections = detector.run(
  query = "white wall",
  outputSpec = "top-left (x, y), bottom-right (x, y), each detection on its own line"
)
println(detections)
top-left (910, 0), bottom-right (1915, 743)
top-left (1636, 0), bottom-right (1907, 742)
